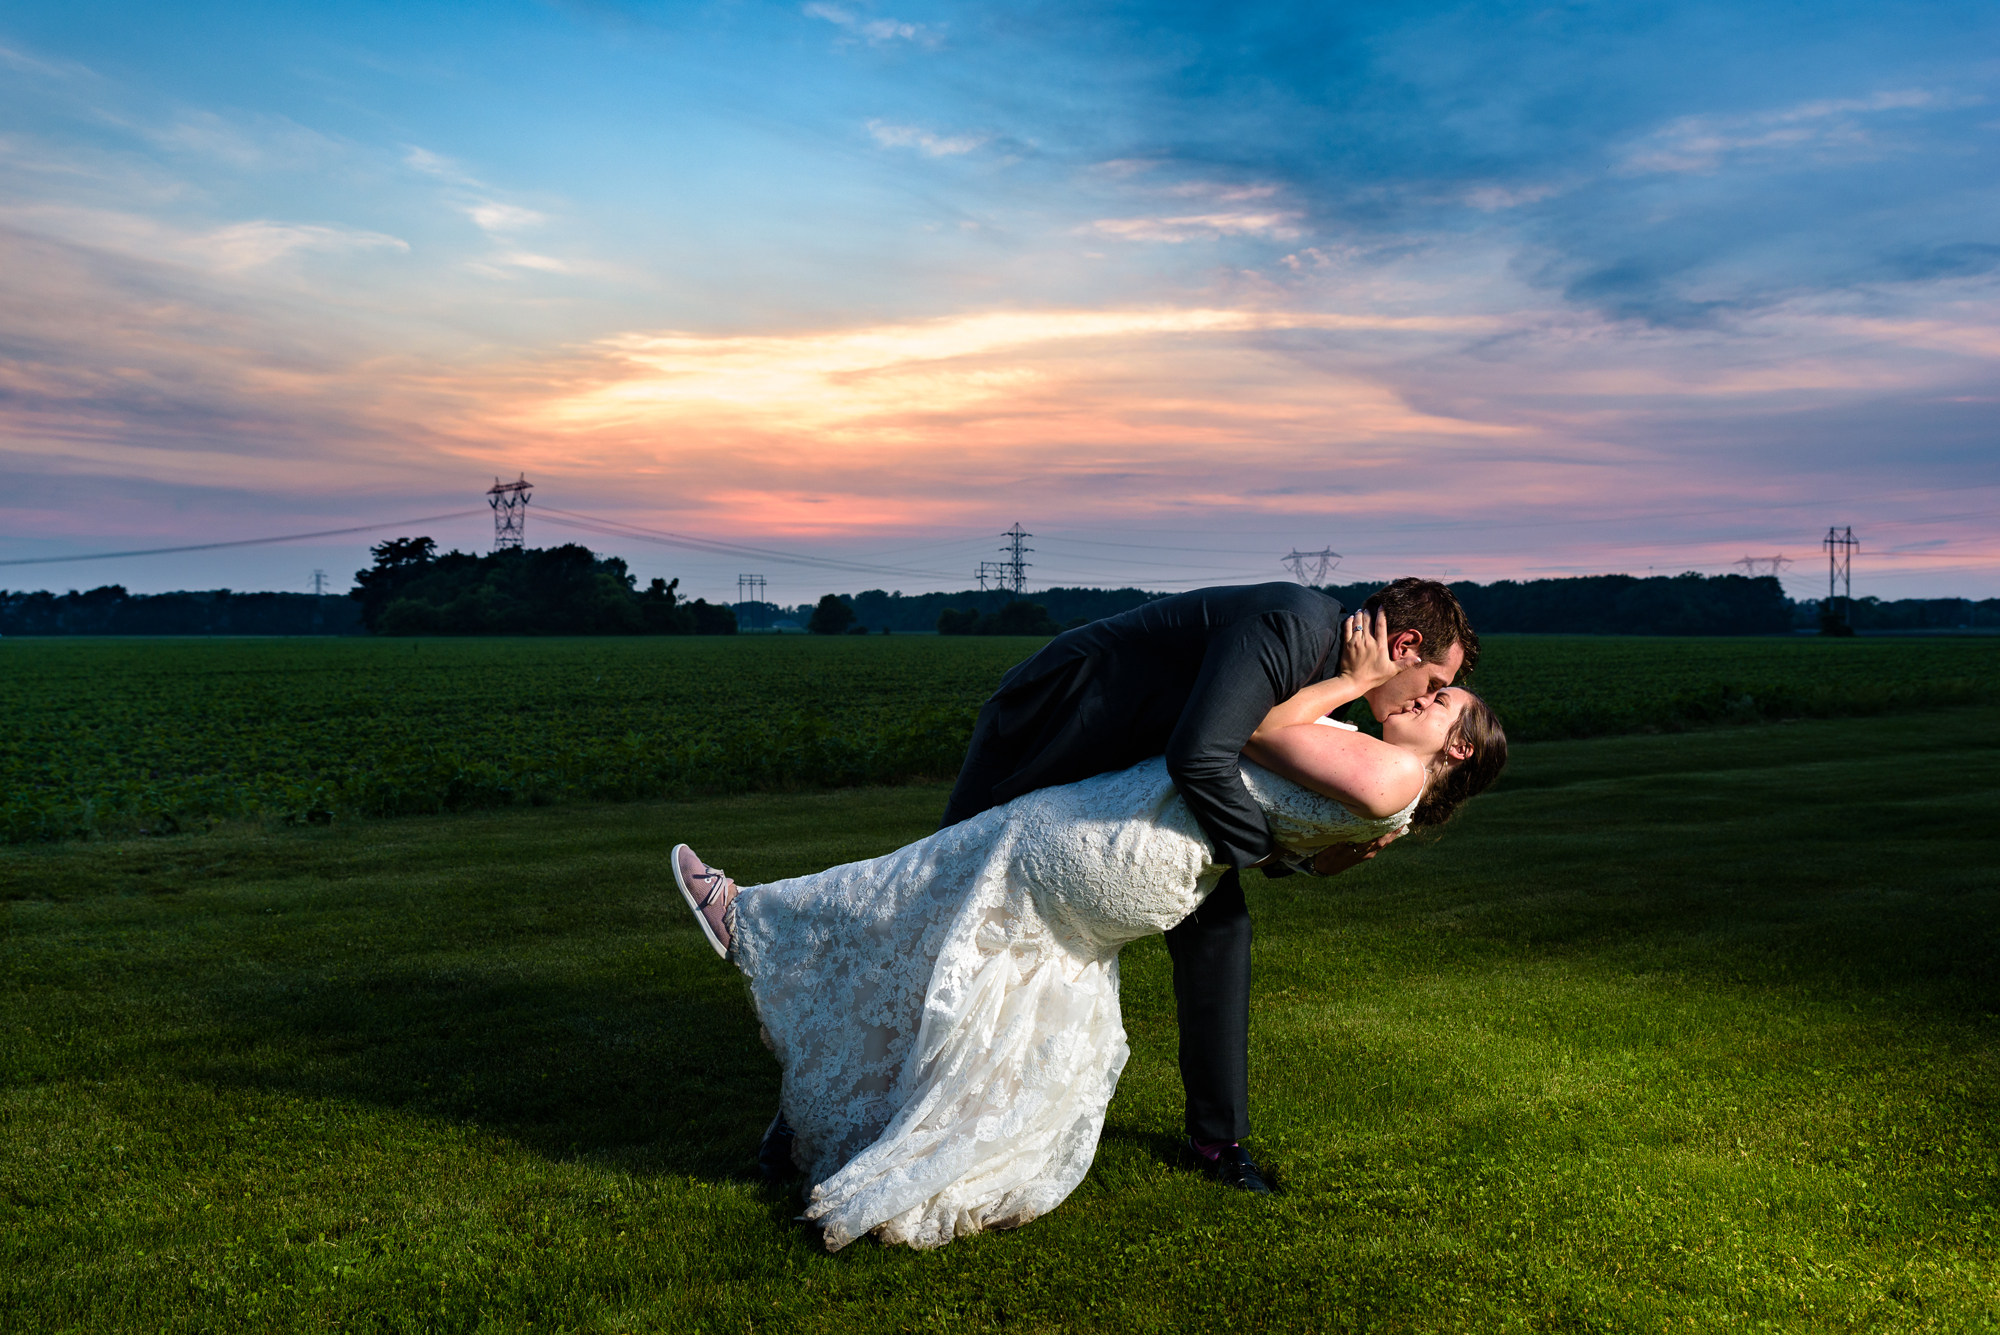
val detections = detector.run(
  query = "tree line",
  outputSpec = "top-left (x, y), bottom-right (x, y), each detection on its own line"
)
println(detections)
top-left (8, 560), bottom-right (1997, 636)
top-left (0, 586), bottom-right (363, 635)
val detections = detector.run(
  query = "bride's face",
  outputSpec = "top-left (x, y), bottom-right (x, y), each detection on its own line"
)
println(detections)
top-left (1380, 686), bottom-right (1473, 764)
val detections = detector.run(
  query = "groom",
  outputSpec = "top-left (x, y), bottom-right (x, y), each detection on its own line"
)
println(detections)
top-left (933, 577), bottom-right (1477, 1192)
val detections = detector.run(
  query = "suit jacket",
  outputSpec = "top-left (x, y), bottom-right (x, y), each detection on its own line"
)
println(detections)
top-left (942, 582), bottom-right (1346, 869)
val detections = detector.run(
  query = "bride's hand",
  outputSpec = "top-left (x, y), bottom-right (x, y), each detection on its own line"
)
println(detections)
top-left (1337, 608), bottom-right (1401, 693)
top-left (1310, 830), bottom-right (1400, 876)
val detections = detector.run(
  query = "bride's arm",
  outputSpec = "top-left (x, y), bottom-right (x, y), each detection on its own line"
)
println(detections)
top-left (1242, 725), bottom-right (1424, 821)
top-left (1253, 606), bottom-right (1402, 732)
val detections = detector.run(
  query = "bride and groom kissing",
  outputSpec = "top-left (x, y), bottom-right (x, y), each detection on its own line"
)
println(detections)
top-left (674, 577), bottom-right (1506, 1250)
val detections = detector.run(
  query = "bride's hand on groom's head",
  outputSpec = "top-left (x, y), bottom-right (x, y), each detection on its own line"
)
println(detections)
top-left (1339, 608), bottom-right (1403, 693)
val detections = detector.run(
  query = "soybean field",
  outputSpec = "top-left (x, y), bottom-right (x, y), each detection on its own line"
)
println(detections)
top-left (4, 633), bottom-right (1997, 843)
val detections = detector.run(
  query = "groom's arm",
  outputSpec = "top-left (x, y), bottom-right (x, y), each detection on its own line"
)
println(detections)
top-left (1164, 610), bottom-right (1335, 870)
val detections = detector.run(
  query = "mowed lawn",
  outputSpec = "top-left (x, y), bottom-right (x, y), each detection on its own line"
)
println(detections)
top-left (3, 711), bottom-right (1997, 1333)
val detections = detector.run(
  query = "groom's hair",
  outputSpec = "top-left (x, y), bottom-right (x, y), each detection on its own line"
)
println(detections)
top-left (1362, 578), bottom-right (1478, 678)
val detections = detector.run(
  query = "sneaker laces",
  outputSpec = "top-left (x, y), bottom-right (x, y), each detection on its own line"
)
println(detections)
top-left (692, 864), bottom-right (732, 907)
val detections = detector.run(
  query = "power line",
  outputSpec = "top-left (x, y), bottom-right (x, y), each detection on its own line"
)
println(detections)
top-left (0, 510), bottom-right (487, 568)
top-left (533, 507), bottom-right (968, 581)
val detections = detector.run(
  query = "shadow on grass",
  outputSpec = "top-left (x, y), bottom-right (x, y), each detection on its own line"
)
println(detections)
top-left (171, 964), bottom-right (781, 1186)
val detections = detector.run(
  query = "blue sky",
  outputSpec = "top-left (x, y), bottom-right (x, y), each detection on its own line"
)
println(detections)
top-left (1, 0), bottom-right (1996, 604)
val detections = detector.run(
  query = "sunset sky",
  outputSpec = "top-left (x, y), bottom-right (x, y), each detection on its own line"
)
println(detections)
top-left (2, 0), bottom-right (1997, 605)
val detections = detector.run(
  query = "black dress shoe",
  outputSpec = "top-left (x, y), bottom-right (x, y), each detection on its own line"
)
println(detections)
top-left (1183, 1138), bottom-right (1274, 1195)
top-left (758, 1112), bottom-right (797, 1186)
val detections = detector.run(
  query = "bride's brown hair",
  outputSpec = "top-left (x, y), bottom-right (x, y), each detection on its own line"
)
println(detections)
top-left (1409, 690), bottom-right (1508, 830)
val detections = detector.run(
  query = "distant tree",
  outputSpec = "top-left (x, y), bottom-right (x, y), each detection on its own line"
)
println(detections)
top-left (639, 577), bottom-right (692, 633)
top-left (846, 623), bottom-right (871, 635)
top-left (349, 543), bottom-right (732, 636)
top-left (808, 594), bottom-right (856, 635)
top-left (687, 598), bottom-right (738, 635)
top-left (376, 544), bottom-right (645, 636)
top-left (937, 600), bottom-right (1060, 636)
top-left (351, 536), bottom-right (438, 630)
top-left (982, 600), bottom-right (1063, 635)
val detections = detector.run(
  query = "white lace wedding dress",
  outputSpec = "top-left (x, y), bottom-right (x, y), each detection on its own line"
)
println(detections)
top-left (729, 721), bottom-right (1417, 1251)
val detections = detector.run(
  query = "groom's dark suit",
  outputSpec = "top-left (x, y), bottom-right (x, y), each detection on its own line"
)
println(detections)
top-left (940, 581), bottom-right (1347, 1143)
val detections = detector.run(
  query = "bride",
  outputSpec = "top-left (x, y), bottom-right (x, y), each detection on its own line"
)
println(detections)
top-left (673, 610), bottom-right (1507, 1251)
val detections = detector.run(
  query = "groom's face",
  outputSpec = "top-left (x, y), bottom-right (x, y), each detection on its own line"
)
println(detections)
top-left (1362, 640), bottom-right (1466, 723)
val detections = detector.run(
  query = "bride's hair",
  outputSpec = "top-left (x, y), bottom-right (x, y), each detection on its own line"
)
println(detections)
top-left (1409, 691), bottom-right (1508, 829)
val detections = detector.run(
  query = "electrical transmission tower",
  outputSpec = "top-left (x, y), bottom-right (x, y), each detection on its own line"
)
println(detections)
top-left (1281, 547), bottom-right (1341, 585)
top-left (998, 525), bottom-right (1032, 595)
top-left (487, 474), bottom-right (533, 551)
top-left (309, 569), bottom-right (328, 597)
top-left (1822, 526), bottom-right (1859, 634)
top-left (736, 574), bottom-right (767, 628)
top-left (975, 561), bottom-right (1005, 592)
top-left (1733, 554), bottom-right (1793, 578)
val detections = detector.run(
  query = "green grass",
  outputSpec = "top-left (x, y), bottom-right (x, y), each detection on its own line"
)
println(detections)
top-left (7, 632), bottom-right (2000, 844)
top-left (4, 710), bottom-right (1996, 1331)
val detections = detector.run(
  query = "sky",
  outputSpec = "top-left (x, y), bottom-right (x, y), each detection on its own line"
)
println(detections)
top-left (1, 0), bottom-right (1997, 607)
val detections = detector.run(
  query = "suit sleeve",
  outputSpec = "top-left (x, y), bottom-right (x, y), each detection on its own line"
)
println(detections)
top-left (1164, 610), bottom-right (1334, 870)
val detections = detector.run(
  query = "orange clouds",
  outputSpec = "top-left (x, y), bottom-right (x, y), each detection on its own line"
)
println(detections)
top-left (432, 305), bottom-right (1524, 532)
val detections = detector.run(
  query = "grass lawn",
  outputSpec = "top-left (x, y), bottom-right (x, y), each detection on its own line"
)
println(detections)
top-left (3, 710), bottom-right (1997, 1332)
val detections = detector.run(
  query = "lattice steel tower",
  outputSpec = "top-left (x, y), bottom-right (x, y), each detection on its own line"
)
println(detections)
top-left (1281, 547), bottom-right (1341, 585)
top-left (487, 474), bottom-right (533, 551)
top-left (998, 525), bottom-right (1032, 595)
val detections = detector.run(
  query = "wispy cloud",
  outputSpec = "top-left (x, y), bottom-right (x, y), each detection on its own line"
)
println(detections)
top-left (1622, 89), bottom-right (1953, 174)
top-left (474, 251), bottom-right (573, 275)
top-left (202, 221), bottom-right (409, 270)
top-left (1088, 212), bottom-right (1303, 243)
top-left (139, 111), bottom-right (340, 170)
top-left (866, 120), bottom-right (988, 156)
top-left (1162, 182), bottom-right (1280, 204)
top-left (0, 41), bottom-right (96, 81)
top-left (1463, 182), bottom-right (1563, 212)
top-left (403, 145), bottom-right (484, 186)
top-left (465, 201), bottom-right (547, 234)
top-left (803, 3), bottom-right (938, 46)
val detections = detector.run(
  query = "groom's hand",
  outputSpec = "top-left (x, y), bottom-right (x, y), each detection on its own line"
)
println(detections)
top-left (1310, 831), bottom-right (1400, 876)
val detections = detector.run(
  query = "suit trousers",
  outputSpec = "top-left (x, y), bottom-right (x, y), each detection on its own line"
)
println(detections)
top-left (1162, 868), bottom-right (1252, 1143)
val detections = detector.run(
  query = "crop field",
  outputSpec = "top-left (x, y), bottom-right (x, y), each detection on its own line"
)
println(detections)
top-left (4, 633), bottom-right (1997, 843)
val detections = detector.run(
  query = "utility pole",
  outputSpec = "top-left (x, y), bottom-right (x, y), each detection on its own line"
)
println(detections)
top-left (1821, 526), bottom-right (1858, 635)
top-left (1281, 547), bottom-right (1341, 585)
top-left (736, 574), bottom-right (767, 629)
top-left (487, 474), bottom-right (532, 551)
top-left (998, 525), bottom-right (1032, 596)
